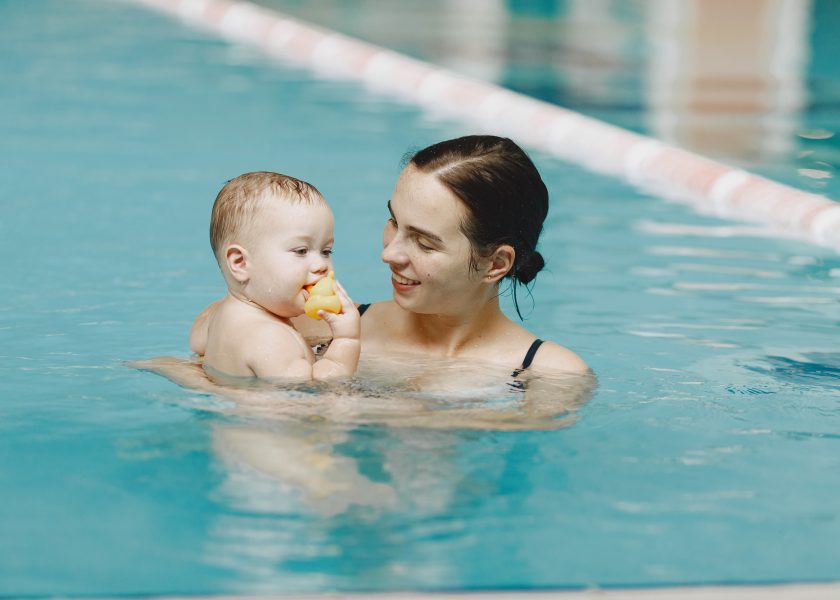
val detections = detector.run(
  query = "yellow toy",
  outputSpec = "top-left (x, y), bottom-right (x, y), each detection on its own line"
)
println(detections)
top-left (304, 271), bottom-right (341, 320)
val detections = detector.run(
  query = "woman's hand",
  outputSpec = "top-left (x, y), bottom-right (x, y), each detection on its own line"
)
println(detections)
top-left (189, 300), bottom-right (221, 355)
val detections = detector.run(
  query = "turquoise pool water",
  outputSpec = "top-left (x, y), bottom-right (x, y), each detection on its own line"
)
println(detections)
top-left (1, 0), bottom-right (839, 595)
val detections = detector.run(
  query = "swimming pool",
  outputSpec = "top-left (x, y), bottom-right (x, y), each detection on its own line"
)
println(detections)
top-left (1, 0), bottom-right (839, 595)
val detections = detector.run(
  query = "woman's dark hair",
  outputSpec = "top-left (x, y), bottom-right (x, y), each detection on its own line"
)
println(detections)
top-left (409, 135), bottom-right (548, 318)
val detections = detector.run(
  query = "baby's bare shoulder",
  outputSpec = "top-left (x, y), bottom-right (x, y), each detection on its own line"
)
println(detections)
top-left (243, 321), bottom-right (311, 378)
top-left (211, 305), bottom-right (301, 353)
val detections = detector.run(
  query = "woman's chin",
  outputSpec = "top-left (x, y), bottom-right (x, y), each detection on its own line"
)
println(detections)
top-left (392, 290), bottom-right (437, 314)
top-left (392, 291), bottom-right (415, 311)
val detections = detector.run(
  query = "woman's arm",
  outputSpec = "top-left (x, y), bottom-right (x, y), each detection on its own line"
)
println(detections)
top-left (189, 300), bottom-right (222, 355)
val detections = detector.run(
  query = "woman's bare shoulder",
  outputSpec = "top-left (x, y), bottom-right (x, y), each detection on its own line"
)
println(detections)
top-left (359, 300), bottom-right (403, 330)
top-left (530, 340), bottom-right (590, 375)
top-left (359, 300), bottom-right (396, 315)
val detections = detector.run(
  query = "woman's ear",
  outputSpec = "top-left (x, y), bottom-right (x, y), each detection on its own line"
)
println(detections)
top-left (485, 244), bottom-right (515, 283)
top-left (225, 244), bottom-right (249, 284)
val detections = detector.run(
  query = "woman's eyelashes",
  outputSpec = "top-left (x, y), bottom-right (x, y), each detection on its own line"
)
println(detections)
top-left (416, 238), bottom-right (434, 252)
top-left (386, 216), bottom-right (435, 252)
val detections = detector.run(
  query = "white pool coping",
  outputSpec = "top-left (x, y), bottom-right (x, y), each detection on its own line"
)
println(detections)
top-left (162, 582), bottom-right (840, 599)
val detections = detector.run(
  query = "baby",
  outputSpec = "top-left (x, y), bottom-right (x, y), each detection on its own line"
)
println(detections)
top-left (190, 171), bottom-right (360, 381)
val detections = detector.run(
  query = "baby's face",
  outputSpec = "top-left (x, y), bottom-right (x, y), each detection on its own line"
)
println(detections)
top-left (243, 198), bottom-right (334, 318)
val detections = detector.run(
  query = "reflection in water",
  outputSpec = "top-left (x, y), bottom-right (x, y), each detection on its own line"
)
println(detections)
top-left (134, 356), bottom-right (589, 593)
top-left (211, 421), bottom-right (397, 516)
top-left (645, 245), bottom-right (783, 260)
top-left (200, 406), bottom-right (557, 591)
top-left (132, 352), bottom-right (594, 590)
top-left (646, 0), bottom-right (812, 162)
top-left (625, 236), bottom-right (839, 358)
top-left (744, 352), bottom-right (840, 390)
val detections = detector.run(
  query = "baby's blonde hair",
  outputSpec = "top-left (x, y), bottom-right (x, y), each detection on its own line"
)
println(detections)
top-left (210, 171), bottom-right (324, 261)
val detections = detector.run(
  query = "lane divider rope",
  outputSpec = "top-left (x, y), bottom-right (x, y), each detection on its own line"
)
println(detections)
top-left (132, 0), bottom-right (840, 252)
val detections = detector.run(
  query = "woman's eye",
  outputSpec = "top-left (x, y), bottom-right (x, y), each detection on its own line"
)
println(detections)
top-left (416, 239), bottom-right (434, 252)
top-left (387, 217), bottom-right (397, 227)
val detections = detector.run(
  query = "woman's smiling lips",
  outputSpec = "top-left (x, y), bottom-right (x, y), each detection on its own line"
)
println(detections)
top-left (391, 271), bottom-right (420, 291)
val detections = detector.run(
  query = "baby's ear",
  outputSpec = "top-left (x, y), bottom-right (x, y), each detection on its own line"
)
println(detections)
top-left (225, 244), bottom-right (249, 283)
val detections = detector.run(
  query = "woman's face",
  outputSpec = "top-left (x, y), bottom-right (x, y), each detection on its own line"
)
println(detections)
top-left (381, 165), bottom-right (490, 317)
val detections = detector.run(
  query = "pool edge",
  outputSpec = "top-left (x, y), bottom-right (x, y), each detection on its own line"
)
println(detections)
top-left (152, 580), bottom-right (840, 599)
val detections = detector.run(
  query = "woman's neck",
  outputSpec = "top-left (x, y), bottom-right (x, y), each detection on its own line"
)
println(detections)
top-left (407, 295), bottom-right (509, 358)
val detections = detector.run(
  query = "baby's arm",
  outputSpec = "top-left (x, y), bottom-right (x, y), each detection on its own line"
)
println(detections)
top-left (189, 300), bottom-right (222, 355)
top-left (244, 324), bottom-right (317, 380)
top-left (312, 280), bottom-right (360, 380)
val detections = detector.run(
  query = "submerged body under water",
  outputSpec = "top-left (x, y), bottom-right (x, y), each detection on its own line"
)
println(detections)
top-left (132, 352), bottom-right (594, 527)
top-left (134, 349), bottom-right (594, 431)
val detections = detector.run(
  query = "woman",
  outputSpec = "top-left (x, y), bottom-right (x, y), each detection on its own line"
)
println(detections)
top-left (349, 135), bottom-right (586, 377)
top-left (140, 135), bottom-right (590, 429)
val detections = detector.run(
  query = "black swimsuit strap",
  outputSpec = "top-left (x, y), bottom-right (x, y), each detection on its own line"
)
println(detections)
top-left (521, 339), bottom-right (544, 370)
top-left (357, 303), bottom-right (371, 317)
top-left (511, 339), bottom-right (544, 378)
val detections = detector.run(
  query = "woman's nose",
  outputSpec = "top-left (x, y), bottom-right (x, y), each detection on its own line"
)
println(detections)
top-left (381, 229), bottom-right (407, 265)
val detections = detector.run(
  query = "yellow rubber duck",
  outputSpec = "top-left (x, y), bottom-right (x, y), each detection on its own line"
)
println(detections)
top-left (304, 271), bottom-right (341, 320)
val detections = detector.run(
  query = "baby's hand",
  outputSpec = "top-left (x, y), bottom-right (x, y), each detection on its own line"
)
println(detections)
top-left (318, 279), bottom-right (360, 341)
top-left (304, 271), bottom-right (341, 320)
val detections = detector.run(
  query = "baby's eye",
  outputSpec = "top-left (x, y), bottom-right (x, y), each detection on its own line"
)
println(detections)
top-left (293, 248), bottom-right (308, 256)
top-left (322, 248), bottom-right (333, 257)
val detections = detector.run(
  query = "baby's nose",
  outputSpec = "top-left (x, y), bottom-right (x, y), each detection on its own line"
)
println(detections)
top-left (313, 254), bottom-right (330, 272)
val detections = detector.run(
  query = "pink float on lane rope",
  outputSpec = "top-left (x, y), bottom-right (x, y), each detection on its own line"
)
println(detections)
top-left (133, 0), bottom-right (840, 252)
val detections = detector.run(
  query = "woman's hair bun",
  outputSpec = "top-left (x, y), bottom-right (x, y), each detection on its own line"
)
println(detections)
top-left (516, 250), bottom-right (545, 285)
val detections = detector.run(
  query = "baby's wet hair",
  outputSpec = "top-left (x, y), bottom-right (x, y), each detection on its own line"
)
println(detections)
top-left (210, 171), bottom-right (323, 259)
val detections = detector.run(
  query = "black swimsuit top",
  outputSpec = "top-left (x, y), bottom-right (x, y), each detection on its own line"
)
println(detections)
top-left (357, 303), bottom-right (543, 385)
